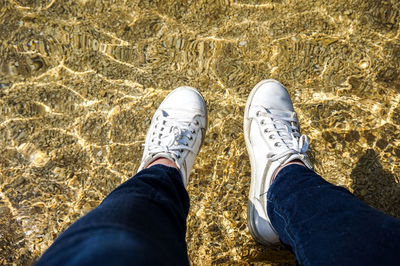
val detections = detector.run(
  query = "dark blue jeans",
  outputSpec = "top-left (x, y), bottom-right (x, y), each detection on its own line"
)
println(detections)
top-left (37, 165), bottom-right (190, 265)
top-left (268, 165), bottom-right (400, 265)
top-left (37, 164), bottom-right (400, 265)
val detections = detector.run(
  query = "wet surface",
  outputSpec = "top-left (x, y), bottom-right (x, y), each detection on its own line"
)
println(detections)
top-left (0, 0), bottom-right (399, 264)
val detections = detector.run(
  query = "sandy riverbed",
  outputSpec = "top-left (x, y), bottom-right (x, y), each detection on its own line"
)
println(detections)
top-left (0, 0), bottom-right (399, 264)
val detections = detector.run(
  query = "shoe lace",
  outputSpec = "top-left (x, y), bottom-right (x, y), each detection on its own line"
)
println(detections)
top-left (146, 114), bottom-right (198, 161)
top-left (257, 109), bottom-right (309, 161)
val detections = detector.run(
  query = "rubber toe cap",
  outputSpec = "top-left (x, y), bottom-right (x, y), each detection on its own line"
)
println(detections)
top-left (251, 80), bottom-right (294, 112)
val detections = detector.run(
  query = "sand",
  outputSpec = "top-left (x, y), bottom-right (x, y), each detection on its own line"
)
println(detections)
top-left (0, 0), bottom-right (399, 264)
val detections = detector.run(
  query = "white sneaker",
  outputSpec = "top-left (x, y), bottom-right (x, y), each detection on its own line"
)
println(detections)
top-left (244, 79), bottom-right (313, 245)
top-left (138, 86), bottom-right (207, 187)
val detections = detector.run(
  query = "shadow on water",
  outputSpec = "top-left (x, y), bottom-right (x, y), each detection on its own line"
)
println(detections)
top-left (350, 149), bottom-right (400, 219)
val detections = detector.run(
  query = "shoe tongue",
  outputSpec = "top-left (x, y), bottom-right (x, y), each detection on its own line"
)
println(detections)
top-left (283, 154), bottom-right (313, 170)
top-left (264, 108), bottom-right (294, 137)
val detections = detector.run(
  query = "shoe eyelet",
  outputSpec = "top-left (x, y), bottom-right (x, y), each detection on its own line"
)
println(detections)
top-left (194, 121), bottom-right (199, 126)
top-left (180, 149), bottom-right (183, 152)
top-left (274, 142), bottom-right (280, 147)
top-left (189, 136), bottom-right (193, 140)
top-left (161, 127), bottom-right (164, 131)
top-left (260, 119), bottom-right (265, 125)
top-left (191, 130), bottom-right (196, 134)
top-left (269, 135), bottom-right (274, 139)
top-left (177, 155), bottom-right (181, 159)
top-left (264, 129), bottom-right (268, 134)
top-left (256, 111), bottom-right (261, 117)
top-left (185, 143), bottom-right (188, 146)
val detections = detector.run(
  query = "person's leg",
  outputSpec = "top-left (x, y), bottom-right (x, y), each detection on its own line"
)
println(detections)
top-left (37, 165), bottom-right (190, 265)
top-left (37, 86), bottom-right (207, 265)
top-left (244, 79), bottom-right (400, 265)
top-left (244, 79), bottom-right (314, 245)
top-left (268, 164), bottom-right (400, 265)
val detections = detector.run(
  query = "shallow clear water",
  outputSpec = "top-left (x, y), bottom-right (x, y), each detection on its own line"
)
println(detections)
top-left (0, 0), bottom-right (399, 264)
